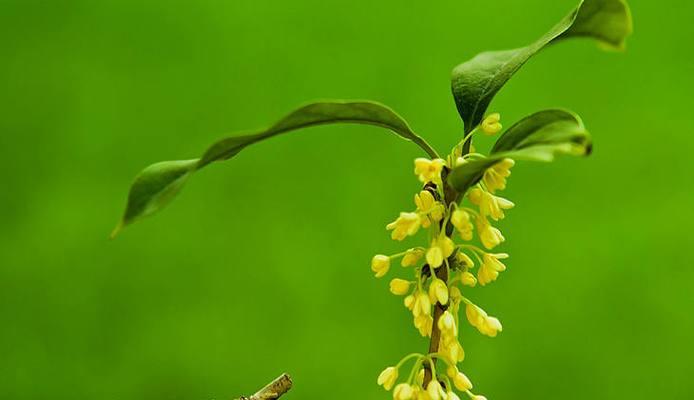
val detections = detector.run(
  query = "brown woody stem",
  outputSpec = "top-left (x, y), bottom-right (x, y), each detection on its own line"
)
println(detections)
top-left (423, 171), bottom-right (459, 387)
top-left (422, 264), bottom-right (449, 387)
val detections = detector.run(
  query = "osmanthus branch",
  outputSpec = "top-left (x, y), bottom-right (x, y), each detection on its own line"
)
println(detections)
top-left (422, 173), bottom-right (457, 387)
top-left (423, 263), bottom-right (450, 387)
top-left (235, 373), bottom-right (293, 400)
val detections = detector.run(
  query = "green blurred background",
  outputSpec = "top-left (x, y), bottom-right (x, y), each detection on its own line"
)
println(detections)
top-left (1, 0), bottom-right (692, 399)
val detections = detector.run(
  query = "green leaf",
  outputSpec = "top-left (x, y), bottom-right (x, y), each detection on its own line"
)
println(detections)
top-left (111, 160), bottom-right (197, 238)
top-left (112, 100), bottom-right (437, 237)
top-left (199, 100), bottom-right (438, 167)
top-left (447, 109), bottom-right (592, 193)
top-left (451, 0), bottom-right (632, 132)
top-left (491, 109), bottom-right (590, 155)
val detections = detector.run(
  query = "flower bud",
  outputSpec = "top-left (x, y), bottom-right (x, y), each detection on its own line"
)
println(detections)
top-left (438, 310), bottom-right (457, 335)
top-left (461, 271), bottom-right (477, 287)
top-left (426, 380), bottom-right (445, 400)
top-left (481, 113), bottom-right (502, 135)
top-left (371, 255), bottom-right (391, 278)
top-left (402, 248), bottom-right (424, 267)
top-left (389, 279), bottom-right (411, 296)
top-left (377, 366), bottom-right (398, 391)
top-left (428, 279), bottom-right (449, 305)
top-left (393, 383), bottom-right (414, 400)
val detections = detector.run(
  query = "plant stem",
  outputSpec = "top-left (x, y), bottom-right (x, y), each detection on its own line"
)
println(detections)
top-left (423, 261), bottom-right (449, 387)
top-left (423, 176), bottom-right (459, 387)
top-left (235, 373), bottom-right (293, 400)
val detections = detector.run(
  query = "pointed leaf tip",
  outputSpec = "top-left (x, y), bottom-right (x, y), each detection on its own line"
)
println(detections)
top-left (112, 159), bottom-right (199, 237)
top-left (451, 0), bottom-right (632, 132)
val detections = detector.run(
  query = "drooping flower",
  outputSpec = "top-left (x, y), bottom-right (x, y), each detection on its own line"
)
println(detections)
top-left (372, 255), bottom-right (391, 278)
top-left (393, 383), bottom-right (414, 400)
top-left (402, 248), bottom-right (424, 267)
top-left (428, 279), bottom-right (449, 305)
top-left (387, 212), bottom-right (421, 241)
top-left (415, 190), bottom-right (445, 227)
top-left (426, 234), bottom-right (455, 268)
top-left (466, 303), bottom-right (503, 338)
top-left (415, 292), bottom-right (432, 316)
top-left (483, 158), bottom-right (514, 193)
top-left (447, 365), bottom-right (473, 391)
top-left (456, 251), bottom-right (475, 269)
top-left (414, 314), bottom-right (434, 337)
top-left (476, 215), bottom-right (505, 249)
top-left (378, 366), bottom-right (399, 390)
top-left (461, 271), bottom-right (477, 287)
top-left (480, 316), bottom-right (503, 337)
top-left (414, 158), bottom-right (446, 184)
top-left (478, 252), bottom-right (509, 286)
top-left (480, 113), bottom-right (502, 135)
top-left (440, 335), bottom-right (465, 363)
top-left (469, 188), bottom-right (515, 221)
top-left (451, 209), bottom-right (474, 240)
top-left (438, 310), bottom-right (457, 335)
top-left (426, 380), bottom-right (447, 400)
top-left (447, 391), bottom-right (462, 400)
top-left (390, 279), bottom-right (412, 295)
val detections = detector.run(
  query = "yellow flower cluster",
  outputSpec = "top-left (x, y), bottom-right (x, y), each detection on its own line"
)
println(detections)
top-left (372, 114), bottom-right (516, 400)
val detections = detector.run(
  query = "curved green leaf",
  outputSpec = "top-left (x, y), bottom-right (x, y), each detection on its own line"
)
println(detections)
top-left (200, 101), bottom-right (438, 167)
top-left (447, 109), bottom-right (592, 193)
top-left (451, 0), bottom-right (632, 133)
top-left (492, 109), bottom-right (590, 154)
top-left (111, 160), bottom-right (197, 237)
top-left (112, 100), bottom-right (437, 237)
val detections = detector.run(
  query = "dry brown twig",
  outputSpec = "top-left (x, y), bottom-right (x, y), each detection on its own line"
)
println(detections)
top-left (235, 373), bottom-right (293, 400)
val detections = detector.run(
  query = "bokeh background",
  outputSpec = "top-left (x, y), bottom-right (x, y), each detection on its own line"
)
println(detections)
top-left (1, 0), bottom-right (692, 399)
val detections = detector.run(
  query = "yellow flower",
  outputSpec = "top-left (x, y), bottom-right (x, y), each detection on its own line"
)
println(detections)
top-left (480, 113), bottom-right (502, 135)
top-left (426, 234), bottom-right (455, 269)
top-left (404, 294), bottom-right (415, 310)
top-left (447, 392), bottom-right (462, 400)
top-left (389, 279), bottom-right (411, 295)
top-left (415, 190), bottom-right (445, 227)
top-left (451, 209), bottom-right (474, 240)
top-left (466, 303), bottom-right (503, 337)
top-left (372, 255), bottom-right (391, 278)
top-left (414, 158), bottom-right (445, 184)
top-left (483, 158), bottom-right (514, 193)
top-left (480, 316), bottom-right (503, 337)
top-left (449, 286), bottom-right (462, 301)
top-left (473, 396), bottom-right (488, 400)
top-left (447, 365), bottom-right (473, 391)
top-left (413, 292), bottom-right (432, 317)
top-left (428, 279), bottom-right (449, 305)
top-left (378, 366), bottom-right (399, 390)
top-left (437, 310), bottom-right (457, 335)
top-left (461, 271), bottom-right (477, 287)
top-left (476, 215), bottom-right (505, 250)
top-left (478, 253), bottom-right (508, 286)
top-left (426, 380), bottom-right (446, 400)
top-left (414, 314), bottom-right (433, 337)
top-left (440, 336), bottom-right (465, 362)
top-left (387, 212), bottom-right (421, 241)
top-left (456, 252), bottom-right (475, 269)
top-left (469, 188), bottom-right (514, 221)
top-left (402, 248), bottom-right (424, 267)
top-left (393, 383), bottom-right (414, 400)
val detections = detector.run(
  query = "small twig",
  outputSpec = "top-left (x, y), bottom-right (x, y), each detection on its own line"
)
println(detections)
top-left (236, 373), bottom-right (293, 400)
